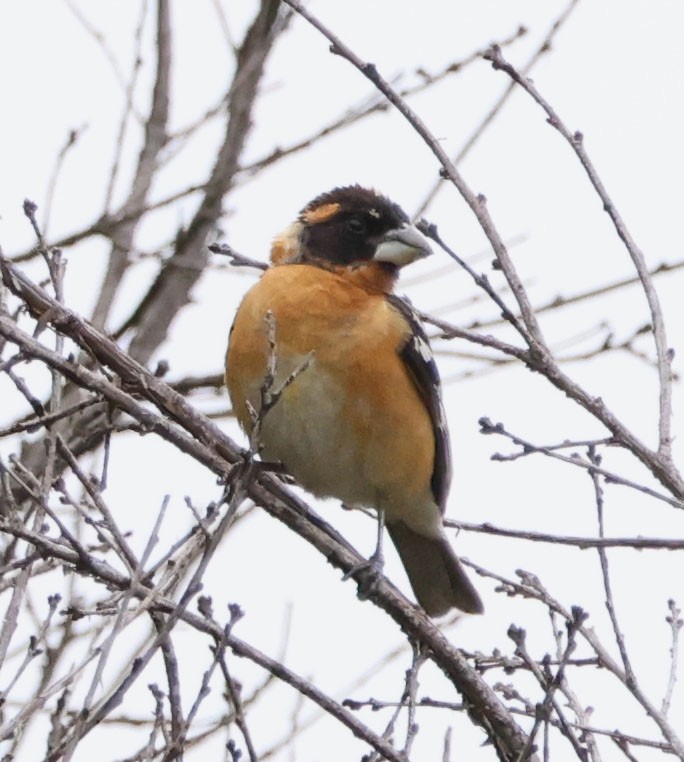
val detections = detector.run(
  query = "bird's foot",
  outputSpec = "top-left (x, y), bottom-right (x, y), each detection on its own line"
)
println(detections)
top-left (343, 548), bottom-right (385, 600)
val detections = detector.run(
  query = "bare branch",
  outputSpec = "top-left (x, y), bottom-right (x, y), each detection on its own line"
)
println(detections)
top-left (91, 0), bottom-right (170, 330)
top-left (446, 519), bottom-right (684, 551)
top-left (102, 2), bottom-right (149, 212)
top-left (662, 600), bottom-right (683, 717)
top-left (587, 446), bottom-right (635, 685)
top-left (242, 25), bottom-right (527, 180)
top-left (63, 0), bottom-right (145, 122)
top-left (478, 417), bottom-right (684, 510)
top-left (123, 0), bottom-right (283, 363)
top-left (467, 563), bottom-right (684, 757)
top-left (43, 127), bottom-right (87, 238)
top-left (483, 43), bottom-right (677, 468)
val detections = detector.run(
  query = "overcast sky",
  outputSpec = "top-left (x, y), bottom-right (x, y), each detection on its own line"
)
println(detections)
top-left (1, 2), bottom-right (683, 760)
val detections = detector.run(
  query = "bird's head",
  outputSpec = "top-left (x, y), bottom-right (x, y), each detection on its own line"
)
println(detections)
top-left (270, 185), bottom-right (432, 292)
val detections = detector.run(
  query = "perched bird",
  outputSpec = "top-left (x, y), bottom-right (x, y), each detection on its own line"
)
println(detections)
top-left (225, 185), bottom-right (483, 616)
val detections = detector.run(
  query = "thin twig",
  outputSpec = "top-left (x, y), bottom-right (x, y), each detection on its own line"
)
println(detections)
top-left (214, 607), bottom-right (259, 762)
top-left (103, 2), bottom-right (149, 210)
top-left (478, 417), bottom-right (684, 510)
top-left (661, 600), bottom-right (682, 717)
top-left (508, 612), bottom-right (586, 761)
top-left (445, 518), bottom-right (684, 551)
top-left (43, 127), bottom-right (86, 237)
top-left (483, 43), bottom-right (677, 469)
top-left (63, 0), bottom-right (145, 121)
top-left (414, 0), bottom-right (580, 217)
top-left (468, 562), bottom-right (684, 758)
top-left (587, 445), bottom-right (635, 686)
top-left (0, 395), bottom-right (100, 437)
top-left (242, 26), bottom-right (528, 181)
top-left (91, 0), bottom-right (169, 330)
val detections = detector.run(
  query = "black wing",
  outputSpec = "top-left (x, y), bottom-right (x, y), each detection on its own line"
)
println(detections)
top-left (386, 294), bottom-right (452, 512)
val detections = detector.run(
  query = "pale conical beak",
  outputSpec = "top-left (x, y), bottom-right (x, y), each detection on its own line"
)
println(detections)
top-left (373, 224), bottom-right (432, 266)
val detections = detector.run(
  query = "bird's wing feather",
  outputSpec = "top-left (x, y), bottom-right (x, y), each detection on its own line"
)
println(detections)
top-left (386, 294), bottom-right (451, 512)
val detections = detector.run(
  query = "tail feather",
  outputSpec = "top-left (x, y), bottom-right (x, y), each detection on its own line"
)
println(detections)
top-left (387, 521), bottom-right (483, 617)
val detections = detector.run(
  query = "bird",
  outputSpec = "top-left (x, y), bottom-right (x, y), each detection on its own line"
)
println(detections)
top-left (225, 185), bottom-right (483, 617)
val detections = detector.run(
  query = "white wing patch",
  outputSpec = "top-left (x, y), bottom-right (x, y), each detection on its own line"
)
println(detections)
top-left (411, 334), bottom-right (434, 363)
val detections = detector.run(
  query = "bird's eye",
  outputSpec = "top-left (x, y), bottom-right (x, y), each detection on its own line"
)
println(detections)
top-left (346, 216), bottom-right (366, 235)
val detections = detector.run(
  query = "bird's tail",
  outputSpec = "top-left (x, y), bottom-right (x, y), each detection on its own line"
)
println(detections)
top-left (387, 521), bottom-right (483, 617)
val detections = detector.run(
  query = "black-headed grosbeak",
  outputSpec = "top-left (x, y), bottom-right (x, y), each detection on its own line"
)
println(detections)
top-left (225, 186), bottom-right (483, 617)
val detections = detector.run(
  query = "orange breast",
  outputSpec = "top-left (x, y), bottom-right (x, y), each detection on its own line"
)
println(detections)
top-left (225, 264), bottom-right (435, 506)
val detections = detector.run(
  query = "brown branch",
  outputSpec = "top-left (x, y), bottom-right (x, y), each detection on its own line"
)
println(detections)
top-left (208, 242), bottom-right (269, 272)
top-left (168, 371), bottom-right (226, 396)
top-left (479, 417), bottom-right (684, 510)
top-left (425, 696), bottom-right (672, 754)
top-left (508, 615), bottom-right (586, 760)
top-left (8, 181), bottom-right (205, 266)
top-left (212, 612), bottom-right (259, 762)
top-left (0, 514), bottom-right (406, 762)
top-left (468, 258), bottom-right (684, 330)
top-left (0, 395), bottom-right (100, 438)
top-left (419, 221), bottom-right (529, 343)
top-left (0, 317), bottom-right (232, 479)
top-left (1, 2), bottom-right (283, 539)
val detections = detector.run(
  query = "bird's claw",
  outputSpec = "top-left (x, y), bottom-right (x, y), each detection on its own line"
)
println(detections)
top-left (343, 550), bottom-right (385, 600)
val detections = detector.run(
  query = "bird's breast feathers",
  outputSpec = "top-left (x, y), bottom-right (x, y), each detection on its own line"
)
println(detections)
top-left (226, 265), bottom-right (437, 515)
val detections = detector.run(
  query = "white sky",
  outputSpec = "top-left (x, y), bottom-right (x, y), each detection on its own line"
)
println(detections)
top-left (1, 2), bottom-right (683, 761)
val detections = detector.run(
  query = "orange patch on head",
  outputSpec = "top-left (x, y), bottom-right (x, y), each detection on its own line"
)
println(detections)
top-left (301, 202), bottom-right (340, 225)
